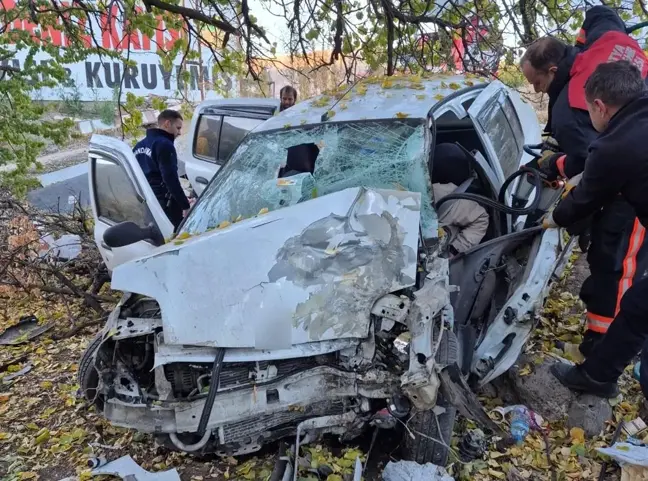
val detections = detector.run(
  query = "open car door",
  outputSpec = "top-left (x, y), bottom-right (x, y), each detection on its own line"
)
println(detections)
top-left (466, 80), bottom-right (525, 189)
top-left (88, 135), bottom-right (174, 272)
top-left (184, 99), bottom-right (280, 195)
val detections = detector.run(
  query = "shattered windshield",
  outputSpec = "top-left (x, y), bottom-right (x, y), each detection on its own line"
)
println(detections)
top-left (182, 119), bottom-right (437, 237)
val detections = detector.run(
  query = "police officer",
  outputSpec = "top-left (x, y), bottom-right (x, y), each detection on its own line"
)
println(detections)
top-left (520, 5), bottom-right (648, 357)
top-left (133, 109), bottom-right (190, 229)
top-left (544, 61), bottom-right (648, 397)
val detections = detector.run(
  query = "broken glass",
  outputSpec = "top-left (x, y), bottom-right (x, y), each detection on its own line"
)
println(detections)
top-left (182, 119), bottom-right (438, 237)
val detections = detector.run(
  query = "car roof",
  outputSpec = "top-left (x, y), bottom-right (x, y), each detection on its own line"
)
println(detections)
top-left (198, 98), bottom-right (280, 110)
top-left (256, 74), bottom-right (489, 133)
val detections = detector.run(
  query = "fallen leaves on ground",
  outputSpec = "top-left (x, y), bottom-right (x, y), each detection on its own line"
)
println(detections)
top-left (450, 253), bottom-right (643, 481)
top-left (0, 289), bottom-right (241, 481)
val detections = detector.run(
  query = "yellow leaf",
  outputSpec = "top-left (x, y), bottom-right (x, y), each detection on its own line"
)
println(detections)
top-left (381, 79), bottom-right (393, 88)
top-left (395, 112), bottom-right (410, 118)
top-left (283, 124), bottom-right (291, 128)
top-left (570, 427), bottom-right (585, 444)
top-left (176, 231), bottom-right (191, 240)
top-left (0, 394), bottom-right (10, 402)
top-left (0, 432), bottom-right (11, 440)
top-left (40, 381), bottom-right (53, 389)
top-left (218, 220), bottom-right (231, 229)
top-left (258, 208), bottom-right (269, 215)
top-left (449, 82), bottom-right (461, 90)
top-left (27, 423), bottom-right (39, 430)
top-left (519, 365), bottom-right (532, 376)
top-left (434, 93), bottom-right (445, 101)
top-left (35, 428), bottom-right (50, 445)
top-left (327, 475), bottom-right (343, 481)
top-left (7, 364), bottom-right (20, 373)
top-left (416, 94), bottom-right (426, 100)
top-left (326, 110), bottom-right (336, 119)
top-left (487, 469), bottom-right (505, 479)
top-left (19, 472), bottom-right (38, 480)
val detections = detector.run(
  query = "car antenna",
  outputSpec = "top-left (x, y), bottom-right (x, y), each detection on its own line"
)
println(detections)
top-left (320, 72), bottom-right (372, 122)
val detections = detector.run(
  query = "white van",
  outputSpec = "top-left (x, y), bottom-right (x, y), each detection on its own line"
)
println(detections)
top-left (182, 98), bottom-right (280, 195)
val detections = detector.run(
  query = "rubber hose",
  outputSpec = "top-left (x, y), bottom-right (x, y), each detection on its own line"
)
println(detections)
top-left (197, 347), bottom-right (225, 437)
top-left (435, 167), bottom-right (543, 216)
top-left (169, 430), bottom-right (212, 452)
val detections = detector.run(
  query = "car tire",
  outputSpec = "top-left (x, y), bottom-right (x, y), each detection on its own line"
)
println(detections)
top-left (78, 332), bottom-right (106, 411)
top-left (402, 402), bottom-right (456, 466)
top-left (402, 328), bottom-right (459, 466)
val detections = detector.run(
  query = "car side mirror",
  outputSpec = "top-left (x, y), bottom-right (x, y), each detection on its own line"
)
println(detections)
top-left (103, 222), bottom-right (164, 248)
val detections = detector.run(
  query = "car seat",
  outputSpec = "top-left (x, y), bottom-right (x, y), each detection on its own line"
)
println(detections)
top-left (431, 143), bottom-right (477, 215)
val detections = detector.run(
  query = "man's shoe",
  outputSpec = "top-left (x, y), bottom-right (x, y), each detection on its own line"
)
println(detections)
top-left (550, 363), bottom-right (619, 398)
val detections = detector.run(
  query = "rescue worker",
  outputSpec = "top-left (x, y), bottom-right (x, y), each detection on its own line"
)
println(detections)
top-left (520, 5), bottom-right (648, 357)
top-left (431, 143), bottom-right (489, 256)
top-left (133, 109), bottom-right (190, 229)
top-left (280, 86), bottom-right (297, 111)
top-left (544, 60), bottom-right (648, 398)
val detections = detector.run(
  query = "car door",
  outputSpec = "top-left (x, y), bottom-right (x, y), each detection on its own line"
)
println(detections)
top-left (88, 135), bottom-right (174, 272)
top-left (184, 100), bottom-right (279, 195)
top-left (466, 81), bottom-right (527, 186)
top-left (466, 80), bottom-right (534, 234)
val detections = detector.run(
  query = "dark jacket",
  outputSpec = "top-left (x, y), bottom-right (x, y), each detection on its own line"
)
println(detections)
top-left (546, 6), bottom-right (641, 179)
top-left (553, 94), bottom-right (648, 230)
top-left (133, 129), bottom-right (189, 210)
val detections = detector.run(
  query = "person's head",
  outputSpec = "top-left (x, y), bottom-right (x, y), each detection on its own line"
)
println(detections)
top-left (520, 37), bottom-right (568, 93)
top-left (280, 86), bottom-right (297, 111)
top-left (158, 110), bottom-right (183, 139)
top-left (585, 60), bottom-right (645, 132)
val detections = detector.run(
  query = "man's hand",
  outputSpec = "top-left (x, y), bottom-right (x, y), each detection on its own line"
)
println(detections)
top-left (541, 135), bottom-right (560, 153)
top-left (182, 209), bottom-right (189, 218)
top-left (542, 212), bottom-right (558, 229)
top-left (537, 151), bottom-right (566, 181)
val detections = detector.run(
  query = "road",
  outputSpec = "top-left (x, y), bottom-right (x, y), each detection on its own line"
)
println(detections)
top-left (27, 162), bottom-right (90, 215)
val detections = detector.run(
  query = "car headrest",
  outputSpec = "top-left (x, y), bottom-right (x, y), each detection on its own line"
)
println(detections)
top-left (431, 142), bottom-right (473, 186)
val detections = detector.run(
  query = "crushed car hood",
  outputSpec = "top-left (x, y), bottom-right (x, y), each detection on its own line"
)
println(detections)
top-left (111, 187), bottom-right (421, 349)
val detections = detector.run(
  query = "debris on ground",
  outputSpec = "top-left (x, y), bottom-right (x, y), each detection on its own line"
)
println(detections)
top-left (37, 233), bottom-right (82, 261)
top-left (89, 454), bottom-right (181, 480)
top-left (458, 429), bottom-right (486, 462)
top-left (0, 315), bottom-right (53, 345)
top-left (1, 362), bottom-right (33, 385)
top-left (598, 443), bottom-right (648, 480)
top-left (382, 460), bottom-right (454, 481)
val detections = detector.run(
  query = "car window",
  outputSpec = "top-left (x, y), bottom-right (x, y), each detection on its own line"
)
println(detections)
top-left (218, 116), bottom-right (265, 162)
top-left (182, 120), bottom-right (437, 238)
top-left (477, 94), bottom-right (522, 178)
top-left (193, 114), bottom-right (223, 162)
top-left (93, 157), bottom-right (154, 227)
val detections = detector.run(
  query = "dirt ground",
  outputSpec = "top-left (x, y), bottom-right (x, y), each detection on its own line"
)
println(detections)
top-left (0, 252), bottom-right (644, 481)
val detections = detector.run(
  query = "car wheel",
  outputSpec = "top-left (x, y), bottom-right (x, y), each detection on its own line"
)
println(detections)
top-left (402, 328), bottom-right (459, 466)
top-left (78, 332), bottom-right (106, 411)
top-left (402, 402), bottom-right (456, 466)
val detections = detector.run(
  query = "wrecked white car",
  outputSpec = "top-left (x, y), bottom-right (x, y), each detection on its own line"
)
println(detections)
top-left (81, 75), bottom-right (574, 465)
